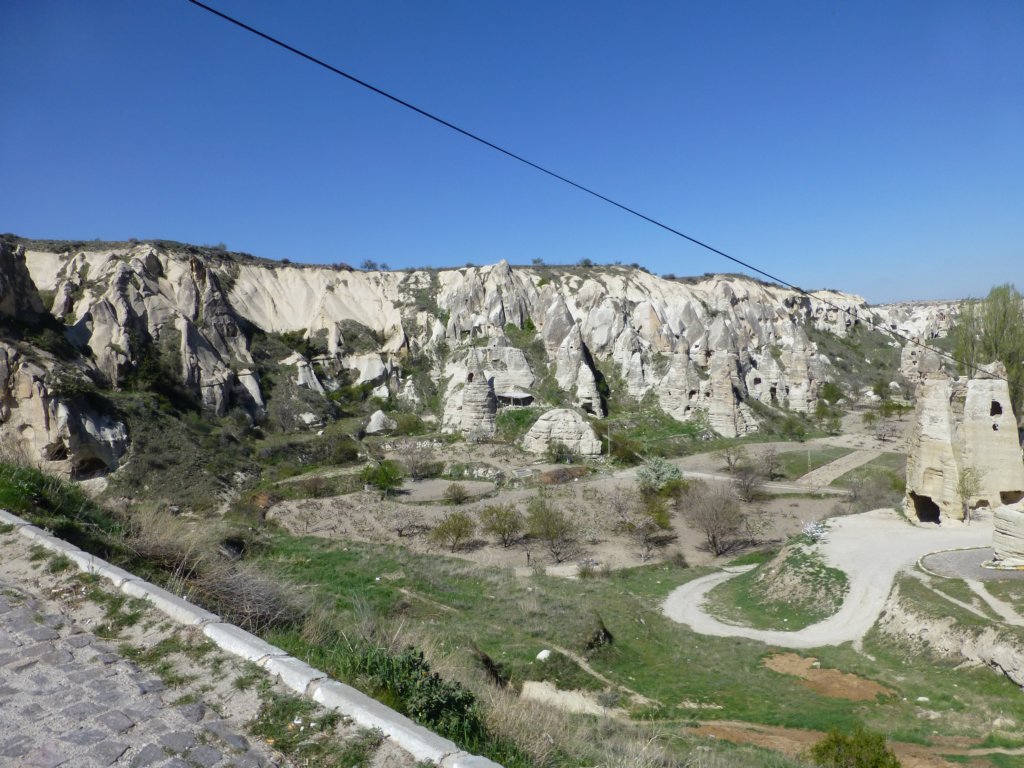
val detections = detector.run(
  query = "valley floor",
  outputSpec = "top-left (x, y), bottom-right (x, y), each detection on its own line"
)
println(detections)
top-left (662, 508), bottom-right (1006, 648)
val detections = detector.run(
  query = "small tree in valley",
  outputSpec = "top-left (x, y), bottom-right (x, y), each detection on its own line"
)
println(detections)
top-left (526, 497), bottom-right (577, 563)
top-left (479, 504), bottom-right (524, 548)
top-left (957, 466), bottom-right (984, 524)
top-left (443, 482), bottom-right (470, 505)
top-left (360, 460), bottom-right (404, 498)
top-left (681, 482), bottom-right (747, 556)
top-left (430, 511), bottom-right (476, 552)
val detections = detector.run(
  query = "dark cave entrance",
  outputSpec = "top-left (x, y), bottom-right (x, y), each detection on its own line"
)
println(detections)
top-left (909, 492), bottom-right (941, 523)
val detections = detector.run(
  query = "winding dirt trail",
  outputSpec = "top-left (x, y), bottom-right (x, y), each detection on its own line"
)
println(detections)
top-left (662, 509), bottom-right (994, 649)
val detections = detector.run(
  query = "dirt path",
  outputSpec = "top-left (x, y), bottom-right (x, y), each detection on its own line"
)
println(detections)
top-left (662, 509), bottom-right (995, 649)
top-left (795, 449), bottom-right (880, 488)
top-left (965, 580), bottom-right (1024, 627)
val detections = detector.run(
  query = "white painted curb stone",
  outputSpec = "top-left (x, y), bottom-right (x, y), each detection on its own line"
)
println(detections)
top-left (0, 509), bottom-right (503, 767)
top-left (202, 623), bottom-right (287, 663)
top-left (259, 655), bottom-right (327, 695)
top-left (121, 580), bottom-right (221, 626)
top-left (0, 510), bottom-right (29, 527)
top-left (311, 680), bottom-right (459, 764)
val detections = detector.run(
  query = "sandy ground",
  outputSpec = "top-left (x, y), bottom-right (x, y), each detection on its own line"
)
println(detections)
top-left (269, 472), bottom-right (844, 574)
top-left (662, 508), bottom-right (996, 648)
top-left (266, 426), bottom-right (903, 573)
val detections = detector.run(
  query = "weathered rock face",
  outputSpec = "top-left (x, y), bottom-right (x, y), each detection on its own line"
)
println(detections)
top-left (0, 242), bottom-right (45, 321)
top-left (365, 409), bottom-right (397, 435)
top-left (16, 239), bottom-right (976, 446)
top-left (992, 504), bottom-right (1024, 566)
top-left (441, 369), bottom-right (497, 437)
top-left (0, 343), bottom-right (127, 474)
top-left (280, 352), bottom-right (325, 395)
top-left (905, 365), bottom-right (1024, 522)
top-left (0, 240), bottom-right (127, 473)
top-left (521, 408), bottom-right (602, 456)
top-left (900, 342), bottom-right (943, 383)
top-left (874, 301), bottom-right (960, 340)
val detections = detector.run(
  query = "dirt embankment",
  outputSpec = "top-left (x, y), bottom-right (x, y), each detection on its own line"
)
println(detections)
top-left (878, 586), bottom-right (1024, 686)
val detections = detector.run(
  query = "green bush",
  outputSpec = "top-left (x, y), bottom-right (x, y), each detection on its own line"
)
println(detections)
top-left (494, 407), bottom-right (542, 442)
top-left (429, 510), bottom-right (475, 551)
top-left (355, 645), bottom-right (485, 744)
top-left (635, 457), bottom-right (682, 494)
top-left (442, 482), bottom-right (470, 505)
top-left (808, 726), bottom-right (901, 768)
top-left (479, 504), bottom-right (524, 547)
top-left (545, 440), bottom-right (577, 464)
top-left (360, 461), bottom-right (404, 497)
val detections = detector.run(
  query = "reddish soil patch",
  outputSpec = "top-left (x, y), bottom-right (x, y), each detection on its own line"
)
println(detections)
top-left (764, 653), bottom-right (895, 701)
top-left (691, 721), bottom-right (972, 768)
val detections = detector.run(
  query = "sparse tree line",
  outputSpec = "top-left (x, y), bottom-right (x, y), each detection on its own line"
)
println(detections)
top-left (953, 283), bottom-right (1024, 416)
top-left (364, 453), bottom-right (769, 564)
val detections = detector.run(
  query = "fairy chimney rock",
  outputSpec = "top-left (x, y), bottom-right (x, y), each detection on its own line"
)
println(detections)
top-left (905, 365), bottom-right (1024, 523)
top-left (441, 368), bottom-right (497, 437)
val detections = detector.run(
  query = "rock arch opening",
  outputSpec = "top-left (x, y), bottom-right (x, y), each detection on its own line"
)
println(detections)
top-left (991, 400), bottom-right (1003, 416)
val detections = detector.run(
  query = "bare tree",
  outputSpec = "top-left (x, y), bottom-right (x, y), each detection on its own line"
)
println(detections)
top-left (957, 467), bottom-right (984, 524)
top-left (717, 445), bottom-right (748, 473)
top-left (732, 463), bottom-right (766, 502)
top-left (610, 491), bottom-right (674, 562)
top-left (681, 482), bottom-right (747, 556)
top-left (526, 497), bottom-right (578, 563)
top-left (385, 506), bottom-right (424, 538)
top-left (402, 441), bottom-right (440, 481)
top-left (874, 421), bottom-right (899, 443)
top-left (762, 447), bottom-right (782, 481)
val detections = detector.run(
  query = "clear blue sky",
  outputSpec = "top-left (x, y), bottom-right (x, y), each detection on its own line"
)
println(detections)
top-left (2, 1), bottom-right (1022, 303)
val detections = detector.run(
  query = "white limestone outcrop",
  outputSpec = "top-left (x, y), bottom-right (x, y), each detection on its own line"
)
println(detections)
top-left (0, 343), bottom-right (127, 473)
top-left (365, 409), bottom-right (397, 435)
top-left (15, 239), bottom-right (988, 453)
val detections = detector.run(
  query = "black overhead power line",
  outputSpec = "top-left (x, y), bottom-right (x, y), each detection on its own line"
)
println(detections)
top-left (185, 0), bottom-right (1000, 384)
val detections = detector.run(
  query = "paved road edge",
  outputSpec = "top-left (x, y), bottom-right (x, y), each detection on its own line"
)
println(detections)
top-left (0, 508), bottom-right (501, 768)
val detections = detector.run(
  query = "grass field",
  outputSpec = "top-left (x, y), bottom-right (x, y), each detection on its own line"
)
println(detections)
top-left (831, 452), bottom-right (906, 489)
top-left (8, 457), bottom-right (1024, 767)
top-left (703, 539), bottom-right (849, 630)
top-left (774, 447), bottom-right (853, 480)
top-left (252, 532), bottom-right (1024, 763)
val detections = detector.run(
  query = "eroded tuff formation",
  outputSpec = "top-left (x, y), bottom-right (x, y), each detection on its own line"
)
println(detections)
top-left (992, 503), bottom-right (1024, 567)
top-left (0, 237), bottom-right (966, 471)
top-left (0, 242), bottom-right (127, 473)
top-left (905, 364), bottom-right (1024, 523)
top-left (521, 409), bottom-right (602, 456)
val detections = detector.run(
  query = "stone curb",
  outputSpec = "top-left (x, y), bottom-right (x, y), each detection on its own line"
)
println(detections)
top-left (311, 680), bottom-right (458, 764)
top-left (916, 545), bottom-right (992, 579)
top-left (122, 580), bottom-right (221, 626)
top-left (0, 509), bottom-right (502, 767)
top-left (202, 622), bottom-right (288, 662)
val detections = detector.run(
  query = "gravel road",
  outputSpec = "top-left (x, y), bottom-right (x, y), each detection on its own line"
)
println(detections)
top-left (662, 508), bottom-right (995, 649)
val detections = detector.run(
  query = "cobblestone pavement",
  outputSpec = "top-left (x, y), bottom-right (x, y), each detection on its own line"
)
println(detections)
top-left (0, 578), bottom-right (279, 768)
